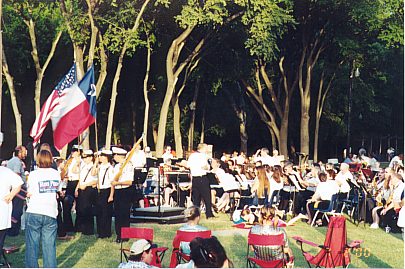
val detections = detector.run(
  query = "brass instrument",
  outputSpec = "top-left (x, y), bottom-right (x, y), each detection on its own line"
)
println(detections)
top-left (113, 134), bottom-right (145, 182)
top-left (60, 157), bottom-right (74, 180)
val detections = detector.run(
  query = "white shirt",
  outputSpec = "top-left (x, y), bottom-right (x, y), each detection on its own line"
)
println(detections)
top-left (130, 150), bottom-right (146, 168)
top-left (306, 177), bottom-right (321, 192)
top-left (312, 180), bottom-right (339, 201)
top-left (393, 181), bottom-right (405, 203)
top-left (26, 168), bottom-right (61, 219)
top-left (79, 162), bottom-right (97, 186)
top-left (188, 151), bottom-right (209, 177)
top-left (0, 167), bottom-right (23, 229)
top-left (258, 155), bottom-right (273, 166)
top-left (389, 156), bottom-right (403, 168)
top-left (68, 158), bottom-right (83, 181)
top-left (213, 168), bottom-right (239, 191)
top-left (269, 176), bottom-right (283, 191)
top-left (335, 171), bottom-right (354, 193)
top-left (98, 163), bottom-right (114, 189)
top-left (162, 151), bottom-right (174, 164)
top-left (113, 163), bottom-right (134, 189)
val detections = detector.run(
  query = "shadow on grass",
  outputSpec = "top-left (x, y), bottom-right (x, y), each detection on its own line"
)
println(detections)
top-left (57, 233), bottom-right (97, 267)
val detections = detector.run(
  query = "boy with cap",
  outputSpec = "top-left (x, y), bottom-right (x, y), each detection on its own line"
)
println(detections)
top-left (118, 239), bottom-right (157, 268)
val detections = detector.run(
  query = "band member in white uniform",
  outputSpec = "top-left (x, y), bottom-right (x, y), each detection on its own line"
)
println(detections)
top-left (112, 147), bottom-right (134, 243)
top-left (96, 150), bottom-right (115, 238)
top-left (75, 149), bottom-right (98, 235)
top-left (188, 143), bottom-right (214, 218)
top-left (64, 145), bottom-right (83, 232)
top-left (130, 144), bottom-right (146, 208)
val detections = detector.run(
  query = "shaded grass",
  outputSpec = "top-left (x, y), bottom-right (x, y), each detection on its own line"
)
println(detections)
top-left (3, 213), bottom-right (403, 268)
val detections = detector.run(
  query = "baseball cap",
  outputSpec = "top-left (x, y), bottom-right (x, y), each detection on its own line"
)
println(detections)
top-left (130, 239), bottom-right (152, 255)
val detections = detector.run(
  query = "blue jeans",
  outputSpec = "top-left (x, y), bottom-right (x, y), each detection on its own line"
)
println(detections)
top-left (25, 213), bottom-right (57, 268)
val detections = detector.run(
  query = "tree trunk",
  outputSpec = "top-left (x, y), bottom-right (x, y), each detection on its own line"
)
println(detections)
top-left (2, 49), bottom-right (22, 146)
top-left (142, 34), bottom-right (152, 148)
top-left (156, 27), bottom-right (194, 157)
top-left (131, 101), bottom-right (136, 143)
top-left (172, 98), bottom-right (183, 158)
top-left (300, 101), bottom-right (310, 156)
top-left (238, 109), bottom-right (248, 154)
top-left (105, 51), bottom-right (125, 149)
top-left (279, 117), bottom-right (288, 159)
top-left (188, 79), bottom-right (200, 151)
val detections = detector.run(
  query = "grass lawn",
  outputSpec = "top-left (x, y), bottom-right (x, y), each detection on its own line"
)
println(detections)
top-left (3, 213), bottom-right (404, 268)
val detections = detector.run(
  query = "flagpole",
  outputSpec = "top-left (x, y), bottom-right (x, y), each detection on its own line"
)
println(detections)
top-left (94, 117), bottom-right (99, 153)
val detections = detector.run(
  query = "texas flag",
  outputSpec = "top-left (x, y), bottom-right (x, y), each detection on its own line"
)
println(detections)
top-left (51, 65), bottom-right (96, 150)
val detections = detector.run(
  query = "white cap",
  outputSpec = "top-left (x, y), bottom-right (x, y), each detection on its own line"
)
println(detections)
top-left (130, 239), bottom-right (151, 255)
top-left (72, 145), bottom-right (83, 150)
top-left (112, 147), bottom-right (127, 155)
top-left (100, 149), bottom-right (113, 156)
top-left (83, 149), bottom-right (94, 156)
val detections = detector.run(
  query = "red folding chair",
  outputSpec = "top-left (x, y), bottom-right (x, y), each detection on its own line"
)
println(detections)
top-left (120, 227), bottom-right (168, 267)
top-left (292, 216), bottom-right (363, 268)
top-left (169, 230), bottom-right (212, 268)
top-left (246, 231), bottom-right (291, 268)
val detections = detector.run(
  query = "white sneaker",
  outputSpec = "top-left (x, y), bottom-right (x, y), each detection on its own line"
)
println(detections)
top-left (370, 223), bottom-right (379, 229)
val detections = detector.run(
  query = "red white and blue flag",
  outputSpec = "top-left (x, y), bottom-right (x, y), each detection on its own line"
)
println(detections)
top-left (30, 64), bottom-right (97, 150)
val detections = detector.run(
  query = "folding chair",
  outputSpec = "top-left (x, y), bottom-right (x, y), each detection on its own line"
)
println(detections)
top-left (311, 194), bottom-right (341, 227)
top-left (120, 227), bottom-right (168, 267)
top-left (169, 230), bottom-right (212, 268)
top-left (292, 216), bottom-right (363, 268)
top-left (246, 231), bottom-right (291, 268)
top-left (1, 246), bottom-right (20, 268)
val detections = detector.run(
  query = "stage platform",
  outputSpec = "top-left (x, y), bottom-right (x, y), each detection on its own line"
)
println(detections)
top-left (131, 206), bottom-right (186, 224)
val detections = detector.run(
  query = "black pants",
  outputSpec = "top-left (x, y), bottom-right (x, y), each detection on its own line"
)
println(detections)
top-left (297, 190), bottom-right (314, 215)
top-left (7, 190), bottom-right (25, 236)
top-left (192, 176), bottom-right (214, 218)
top-left (96, 188), bottom-right (113, 238)
top-left (77, 187), bottom-right (97, 235)
top-left (278, 190), bottom-right (299, 214)
top-left (63, 180), bottom-right (79, 232)
top-left (114, 187), bottom-right (132, 239)
top-left (57, 194), bottom-right (66, 237)
top-left (0, 229), bottom-right (6, 252)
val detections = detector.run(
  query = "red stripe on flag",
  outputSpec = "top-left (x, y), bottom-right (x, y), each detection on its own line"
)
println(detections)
top-left (53, 100), bottom-right (95, 150)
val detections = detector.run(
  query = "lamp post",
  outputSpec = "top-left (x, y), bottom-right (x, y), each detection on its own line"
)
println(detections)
top-left (346, 60), bottom-right (360, 157)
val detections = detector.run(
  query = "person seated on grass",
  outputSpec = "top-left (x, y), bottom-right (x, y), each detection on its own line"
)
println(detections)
top-left (240, 206), bottom-right (260, 227)
top-left (250, 206), bottom-right (294, 266)
top-left (178, 206), bottom-right (208, 255)
top-left (176, 236), bottom-right (232, 268)
top-left (118, 239), bottom-right (157, 268)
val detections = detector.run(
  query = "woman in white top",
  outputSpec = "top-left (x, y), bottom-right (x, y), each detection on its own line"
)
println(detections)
top-left (0, 167), bottom-right (23, 255)
top-left (306, 170), bottom-right (339, 225)
top-left (96, 150), bottom-right (115, 238)
top-left (25, 150), bottom-right (60, 268)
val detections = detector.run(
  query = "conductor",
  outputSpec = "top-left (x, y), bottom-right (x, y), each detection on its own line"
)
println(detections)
top-left (187, 143), bottom-right (214, 219)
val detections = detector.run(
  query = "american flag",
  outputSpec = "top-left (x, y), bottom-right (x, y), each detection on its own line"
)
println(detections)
top-left (30, 64), bottom-right (77, 145)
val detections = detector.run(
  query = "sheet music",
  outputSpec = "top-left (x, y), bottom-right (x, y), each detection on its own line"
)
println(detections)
top-left (288, 174), bottom-right (304, 191)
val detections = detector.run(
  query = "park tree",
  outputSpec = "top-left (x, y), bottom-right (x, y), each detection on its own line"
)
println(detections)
top-left (155, 0), bottom-right (238, 157)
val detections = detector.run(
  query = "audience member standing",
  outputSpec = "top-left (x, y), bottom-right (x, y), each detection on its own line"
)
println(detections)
top-left (6, 145), bottom-right (27, 236)
top-left (25, 150), bottom-right (60, 268)
top-left (0, 166), bottom-right (23, 255)
top-left (188, 143), bottom-right (214, 219)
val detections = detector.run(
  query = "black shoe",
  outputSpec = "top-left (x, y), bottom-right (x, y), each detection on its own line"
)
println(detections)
top-left (116, 238), bottom-right (122, 243)
top-left (121, 238), bottom-right (129, 242)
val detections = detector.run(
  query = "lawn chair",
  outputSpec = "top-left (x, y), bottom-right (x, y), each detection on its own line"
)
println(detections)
top-left (292, 216), bottom-right (363, 268)
top-left (120, 227), bottom-right (168, 267)
top-left (1, 246), bottom-right (20, 268)
top-left (311, 194), bottom-right (341, 227)
top-left (246, 231), bottom-right (292, 268)
top-left (169, 230), bottom-right (212, 268)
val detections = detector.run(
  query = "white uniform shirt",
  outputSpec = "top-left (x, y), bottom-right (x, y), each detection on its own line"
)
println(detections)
top-left (26, 168), bottom-right (61, 219)
top-left (79, 162), bottom-right (97, 186)
top-left (312, 180), bottom-right (339, 201)
top-left (188, 151), bottom-right (209, 177)
top-left (98, 163), bottom-right (114, 189)
top-left (335, 171), bottom-right (354, 193)
top-left (269, 176), bottom-right (283, 191)
top-left (113, 163), bottom-right (134, 189)
top-left (393, 181), bottom-right (405, 203)
top-left (68, 158), bottom-right (83, 181)
top-left (213, 168), bottom-right (239, 191)
top-left (306, 177), bottom-right (321, 192)
top-left (130, 150), bottom-right (146, 169)
top-left (0, 167), bottom-right (23, 229)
